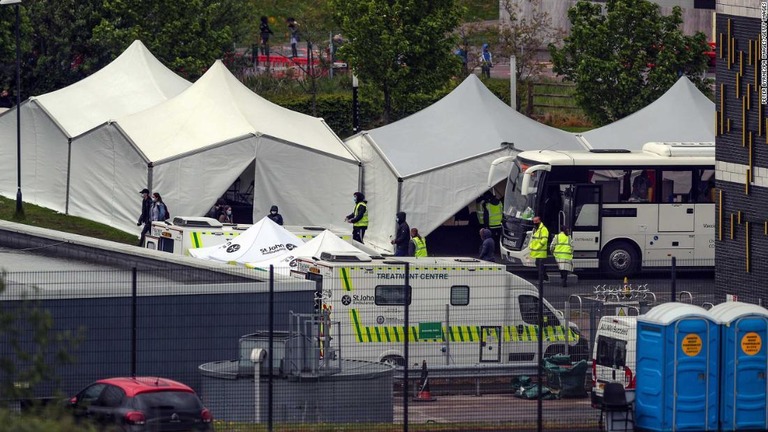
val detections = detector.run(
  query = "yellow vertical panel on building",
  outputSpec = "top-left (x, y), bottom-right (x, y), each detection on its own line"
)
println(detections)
top-left (745, 169), bottom-right (750, 194)
top-left (740, 51), bottom-right (743, 75)
top-left (718, 190), bottom-right (723, 241)
top-left (727, 19), bottom-right (732, 69)
top-left (746, 221), bottom-right (750, 273)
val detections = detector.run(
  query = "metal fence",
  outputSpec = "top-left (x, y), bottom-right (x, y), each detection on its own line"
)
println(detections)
top-left (0, 259), bottom-right (720, 431)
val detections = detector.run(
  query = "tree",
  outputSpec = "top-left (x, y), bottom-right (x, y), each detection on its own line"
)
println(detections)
top-left (498, 0), bottom-right (561, 82)
top-left (549, 0), bottom-right (711, 126)
top-left (328, 0), bottom-right (462, 123)
top-left (92, 0), bottom-right (257, 80)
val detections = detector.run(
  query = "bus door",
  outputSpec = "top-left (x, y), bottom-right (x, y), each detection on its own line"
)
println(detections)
top-left (568, 184), bottom-right (602, 260)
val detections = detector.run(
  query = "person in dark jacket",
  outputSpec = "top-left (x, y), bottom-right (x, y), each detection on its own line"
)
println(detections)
top-left (391, 211), bottom-right (410, 256)
top-left (137, 188), bottom-right (152, 246)
top-left (259, 16), bottom-right (274, 58)
top-left (267, 205), bottom-right (283, 225)
top-left (345, 192), bottom-right (368, 243)
top-left (478, 228), bottom-right (496, 262)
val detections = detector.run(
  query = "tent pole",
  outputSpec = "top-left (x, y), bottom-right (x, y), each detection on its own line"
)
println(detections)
top-left (65, 138), bottom-right (72, 214)
top-left (396, 178), bottom-right (403, 212)
top-left (147, 163), bottom-right (154, 192)
top-left (510, 55), bottom-right (517, 110)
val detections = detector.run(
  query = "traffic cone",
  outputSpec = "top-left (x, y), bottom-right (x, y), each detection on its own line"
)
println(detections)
top-left (413, 360), bottom-right (437, 402)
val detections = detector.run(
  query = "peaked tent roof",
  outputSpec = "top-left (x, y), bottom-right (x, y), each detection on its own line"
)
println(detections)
top-left (248, 230), bottom-right (365, 271)
top-left (580, 76), bottom-right (715, 150)
top-left (363, 74), bottom-right (586, 178)
top-left (33, 40), bottom-right (191, 138)
top-left (189, 217), bottom-right (303, 264)
top-left (114, 60), bottom-right (355, 164)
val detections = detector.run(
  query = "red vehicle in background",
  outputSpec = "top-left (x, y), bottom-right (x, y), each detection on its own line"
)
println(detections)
top-left (68, 377), bottom-right (214, 431)
top-left (705, 41), bottom-right (716, 68)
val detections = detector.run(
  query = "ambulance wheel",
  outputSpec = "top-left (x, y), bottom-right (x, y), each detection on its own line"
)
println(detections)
top-left (381, 355), bottom-right (405, 367)
top-left (601, 241), bottom-right (639, 278)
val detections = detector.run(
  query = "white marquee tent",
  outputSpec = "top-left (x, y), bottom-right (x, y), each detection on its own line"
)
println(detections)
top-left (189, 216), bottom-right (303, 264)
top-left (579, 76), bottom-right (715, 150)
top-left (344, 74), bottom-right (586, 253)
top-left (72, 60), bottom-right (360, 234)
top-left (0, 40), bottom-right (191, 212)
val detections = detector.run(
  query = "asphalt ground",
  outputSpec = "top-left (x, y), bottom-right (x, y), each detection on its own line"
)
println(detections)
top-left (395, 393), bottom-right (599, 431)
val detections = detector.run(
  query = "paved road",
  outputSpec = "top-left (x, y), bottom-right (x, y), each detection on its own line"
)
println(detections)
top-left (395, 393), bottom-right (598, 430)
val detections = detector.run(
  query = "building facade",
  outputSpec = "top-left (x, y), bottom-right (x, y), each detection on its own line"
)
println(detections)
top-left (714, 1), bottom-right (767, 302)
top-left (501, 0), bottom-right (716, 45)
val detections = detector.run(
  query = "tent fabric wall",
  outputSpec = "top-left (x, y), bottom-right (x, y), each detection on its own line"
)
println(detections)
top-left (68, 125), bottom-right (149, 231)
top-left (0, 40), bottom-right (191, 214)
top-left (345, 74), bottom-right (584, 253)
top-left (580, 76), bottom-right (715, 150)
top-left (71, 60), bottom-right (359, 236)
top-left (0, 102), bottom-right (69, 211)
top-left (344, 134), bottom-right (402, 252)
top-left (252, 136), bottom-right (356, 229)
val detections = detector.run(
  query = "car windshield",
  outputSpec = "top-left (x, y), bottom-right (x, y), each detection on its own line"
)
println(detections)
top-left (134, 391), bottom-right (202, 414)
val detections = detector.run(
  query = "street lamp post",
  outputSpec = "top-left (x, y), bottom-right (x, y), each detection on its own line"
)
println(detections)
top-left (1, 0), bottom-right (22, 217)
top-left (352, 74), bottom-right (359, 134)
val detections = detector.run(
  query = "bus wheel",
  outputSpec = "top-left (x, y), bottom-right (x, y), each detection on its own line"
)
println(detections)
top-left (381, 355), bottom-right (405, 367)
top-left (601, 241), bottom-right (638, 278)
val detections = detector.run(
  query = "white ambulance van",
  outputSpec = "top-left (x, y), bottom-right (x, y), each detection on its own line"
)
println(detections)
top-left (287, 251), bottom-right (588, 367)
top-left (590, 315), bottom-right (637, 407)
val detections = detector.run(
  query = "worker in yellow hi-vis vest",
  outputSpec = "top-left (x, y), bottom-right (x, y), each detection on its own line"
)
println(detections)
top-left (529, 216), bottom-right (549, 282)
top-left (550, 225), bottom-right (573, 287)
top-left (408, 228), bottom-right (428, 257)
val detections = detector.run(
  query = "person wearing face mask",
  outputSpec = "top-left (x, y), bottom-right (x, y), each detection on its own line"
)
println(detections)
top-left (345, 192), bottom-right (368, 243)
top-left (267, 205), bottom-right (283, 225)
top-left (150, 192), bottom-right (168, 222)
top-left (218, 205), bottom-right (233, 223)
top-left (391, 211), bottom-right (410, 256)
top-left (530, 215), bottom-right (550, 282)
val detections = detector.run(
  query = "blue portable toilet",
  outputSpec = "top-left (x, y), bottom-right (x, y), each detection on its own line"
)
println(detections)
top-left (635, 303), bottom-right (719, 431)
top-left (709, 301), bottom-right (768, 431)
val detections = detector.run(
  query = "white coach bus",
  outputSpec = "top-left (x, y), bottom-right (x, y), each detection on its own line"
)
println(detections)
top-left (488, 142), bottom-right (715, 277)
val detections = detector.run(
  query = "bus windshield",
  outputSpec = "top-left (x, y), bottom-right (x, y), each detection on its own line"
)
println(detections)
top-left (503, 160), bottom-right (538, 219)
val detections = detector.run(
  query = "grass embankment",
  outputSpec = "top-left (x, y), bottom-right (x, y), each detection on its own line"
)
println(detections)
top-left (0, 196), bottom-right (136, 245)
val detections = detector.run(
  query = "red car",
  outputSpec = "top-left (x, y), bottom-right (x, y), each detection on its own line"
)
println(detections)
top-left (705, 41), bottom-right (716, 67)
top-left (68, 377), bottom-right (214, 431)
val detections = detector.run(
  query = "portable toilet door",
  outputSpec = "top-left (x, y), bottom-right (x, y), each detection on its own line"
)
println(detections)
top-left (709, 301), bottom-right (768, 431)
top-left (636, 302), bottom-right (719, 431)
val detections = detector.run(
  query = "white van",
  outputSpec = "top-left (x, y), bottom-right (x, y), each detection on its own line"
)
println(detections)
top-left (590, 315), bottom-right (637, 407)
top-left (287, 253), bottom-right (589, 367)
